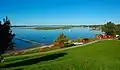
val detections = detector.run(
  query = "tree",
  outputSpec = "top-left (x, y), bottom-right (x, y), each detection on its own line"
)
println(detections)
top-left (54, 33), bottom-right (68, 48)
top-left (101, 21), bottom-right (116, 35)
top-left (116, 24), bottom-right (120, 35)
top-left (0, 16), bottom-right (15, 62)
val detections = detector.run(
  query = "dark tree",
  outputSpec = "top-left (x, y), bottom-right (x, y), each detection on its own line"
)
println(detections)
top-left (116, 24), bottom-right (120, 35)
top-left (0, 16), bottom-right (15, 62)
top-left (101, 21), bottom-right (116, 35)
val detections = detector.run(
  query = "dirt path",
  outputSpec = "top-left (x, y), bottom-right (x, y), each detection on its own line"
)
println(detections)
top-left (5, 40), bottom-right (101, 59)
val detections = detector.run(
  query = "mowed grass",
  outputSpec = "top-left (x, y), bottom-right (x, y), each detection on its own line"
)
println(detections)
top-left (1, 40), bottom-right (120, 70)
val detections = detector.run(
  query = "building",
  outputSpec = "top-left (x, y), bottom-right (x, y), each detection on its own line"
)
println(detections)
top-left (80, 38), bottom-right (89, 43)
top-left (96, 34), bottom-right (114, 39)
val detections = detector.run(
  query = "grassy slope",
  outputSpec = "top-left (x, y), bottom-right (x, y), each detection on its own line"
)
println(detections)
top-left (1, 40), bottom-right (120, 70)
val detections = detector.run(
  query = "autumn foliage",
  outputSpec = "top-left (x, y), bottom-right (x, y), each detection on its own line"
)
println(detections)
top-left (54, 33), bottom-right (68, 48)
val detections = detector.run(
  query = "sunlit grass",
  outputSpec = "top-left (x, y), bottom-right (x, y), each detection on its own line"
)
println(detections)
top-left (1, 40), bottom-right (120, 70)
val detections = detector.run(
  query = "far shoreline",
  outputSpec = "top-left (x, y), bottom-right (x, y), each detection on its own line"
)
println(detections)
top-left (11, 25), bottom-right (101, 30)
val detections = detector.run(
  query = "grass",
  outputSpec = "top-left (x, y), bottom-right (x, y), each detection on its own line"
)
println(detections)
top-left (1, 40), bottom-right (120, 70)
top-left (3, 46), bottom-right (60, 58)
top-left (3, 43), bottom-right (75, 58)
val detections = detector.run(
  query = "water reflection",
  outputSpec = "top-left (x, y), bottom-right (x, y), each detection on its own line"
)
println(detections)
top-left (12, 27), bottom-right (102, 49)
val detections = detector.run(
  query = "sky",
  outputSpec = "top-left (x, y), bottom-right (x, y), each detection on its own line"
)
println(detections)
top-left (0, 0), bottom-right (120, 25)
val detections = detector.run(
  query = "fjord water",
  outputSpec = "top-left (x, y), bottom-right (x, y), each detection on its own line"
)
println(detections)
top-left (12, 27), bottom-right (102, 49)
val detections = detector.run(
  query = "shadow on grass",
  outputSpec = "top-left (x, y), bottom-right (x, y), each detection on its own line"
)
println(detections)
top-left (1, 52), bottom-right (67, 68)
top-left (14, 68), bottom-right (24, 70)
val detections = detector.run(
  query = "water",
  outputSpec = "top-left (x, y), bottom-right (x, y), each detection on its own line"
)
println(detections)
top-left (12, 27), bottom-right (102, 49)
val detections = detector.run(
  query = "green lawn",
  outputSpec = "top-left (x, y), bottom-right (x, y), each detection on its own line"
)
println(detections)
top-left (1, 40), bottom-right (120, 70)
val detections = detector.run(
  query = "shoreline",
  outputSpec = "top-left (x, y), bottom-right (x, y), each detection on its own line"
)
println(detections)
top-left (4, 39), bottom-right (113, 58)
top-left (14, 37), bottom-right (99, 51)
top-left (5, 39), bottom-right (102, 59)
top-left (15, 44), bottom-right (51, 51)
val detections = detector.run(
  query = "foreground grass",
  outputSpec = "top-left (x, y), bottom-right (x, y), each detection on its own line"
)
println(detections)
top-left (1, 40), bottom-right (120, 70)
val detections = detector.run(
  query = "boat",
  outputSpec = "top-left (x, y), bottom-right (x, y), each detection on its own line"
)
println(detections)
top-left (42, 36), bottom-right (46, 39)
top-left (68, 29), bottom-right (72, 32)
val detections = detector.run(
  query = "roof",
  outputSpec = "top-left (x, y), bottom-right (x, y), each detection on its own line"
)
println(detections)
top-left (74, 42), bottom-right (84, 45)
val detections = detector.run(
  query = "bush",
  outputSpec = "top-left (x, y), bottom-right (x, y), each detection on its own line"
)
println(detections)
top-left (89, 37), bottom-right (99, 42)
top-left (72, 38), bottom-right (82, 42)
top-left (63, 43), bottom-right (75, 47)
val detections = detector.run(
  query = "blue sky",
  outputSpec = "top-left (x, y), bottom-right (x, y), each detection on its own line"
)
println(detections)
top-left (0, 0), bottom-right (120, 25)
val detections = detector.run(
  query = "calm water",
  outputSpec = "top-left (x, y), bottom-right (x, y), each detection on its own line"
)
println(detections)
top-left (12, 27), bottom-right (102, 49)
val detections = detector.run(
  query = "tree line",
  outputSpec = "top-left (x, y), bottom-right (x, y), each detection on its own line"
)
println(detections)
top-left (101, 21), bottom-right (120, 36)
